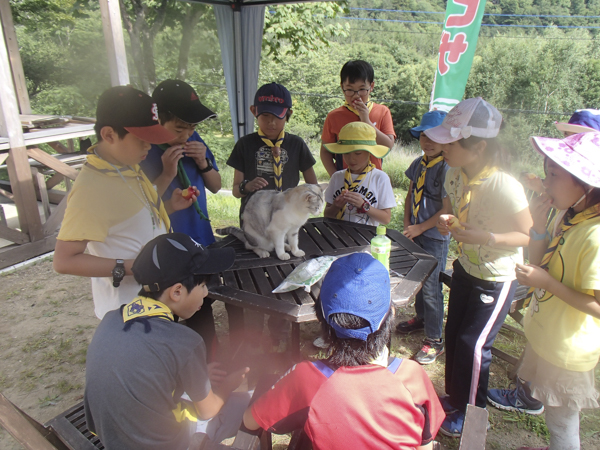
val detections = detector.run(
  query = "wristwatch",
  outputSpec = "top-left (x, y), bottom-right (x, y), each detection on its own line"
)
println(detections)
top-left (239, 179), bottom-right (249, 195)
top-left (362, 200), bottom-right (371, 212)
top-left (112, 259), bottom-right (126, 288)
top-left (198, 158), bottom-right (214, 174)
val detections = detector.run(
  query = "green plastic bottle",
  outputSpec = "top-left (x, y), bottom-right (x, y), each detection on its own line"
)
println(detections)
top-left (371, 225), bottom-right (391, 270)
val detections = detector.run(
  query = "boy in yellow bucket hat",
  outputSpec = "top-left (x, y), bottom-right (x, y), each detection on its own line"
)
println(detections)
top-left (323, 122), bottom-right (396, 227)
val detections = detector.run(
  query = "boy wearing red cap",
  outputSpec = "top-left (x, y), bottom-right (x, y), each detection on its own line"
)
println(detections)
top-left (54, 86), bottom-right (192, 319)
top-left (243, 253), bottom-right (444, 449)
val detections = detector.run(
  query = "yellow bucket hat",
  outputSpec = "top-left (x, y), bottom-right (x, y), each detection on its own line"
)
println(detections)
top-left (324, 122), bottom-right (391, 158)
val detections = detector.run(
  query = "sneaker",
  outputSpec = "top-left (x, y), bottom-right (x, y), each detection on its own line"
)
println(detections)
top-left (487, 384), bottom-right (544, 415)
top-left (414, 338), bottom-right (445, 365)
top-left (439, 411), bottom-right (464, 438)
top-left (313, 337), bottom-right (330, 349)
top-left (438, 395), bottom-right (458, 414)
top-left (395, 316), bottom-right (424, 334)
top-left (439, 410), bottom-right (491, 438)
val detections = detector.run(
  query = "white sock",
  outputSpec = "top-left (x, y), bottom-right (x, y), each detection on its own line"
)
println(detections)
top-left (545, 405), bottom-right (580, 450)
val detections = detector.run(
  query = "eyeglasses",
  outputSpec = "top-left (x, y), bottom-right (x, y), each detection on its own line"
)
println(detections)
top-left (342, 88), bottom-right (370, 97)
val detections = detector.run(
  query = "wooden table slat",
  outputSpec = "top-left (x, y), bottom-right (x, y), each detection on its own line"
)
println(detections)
top-left (302, 222), bottom-right (332, 252)
top-left (297, 227), bottom-right (323, 258)
top-left (265, 266), bottom-right (298, 306)
top-left (333, 223), bottom-right (371, 246)
top-left (236, 269), bottom-right (258, 295)
top-left (327, 221), bottom-right (358, 247)
top-left (314, 221), bottom-right (346, 249)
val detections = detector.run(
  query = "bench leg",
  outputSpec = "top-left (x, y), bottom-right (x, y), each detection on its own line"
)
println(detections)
top-left (291, 323), bottom-right (301, 361)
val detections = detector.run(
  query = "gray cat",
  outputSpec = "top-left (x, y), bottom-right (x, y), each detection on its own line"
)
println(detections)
top-left (217, 184), bottom-right (325, 260)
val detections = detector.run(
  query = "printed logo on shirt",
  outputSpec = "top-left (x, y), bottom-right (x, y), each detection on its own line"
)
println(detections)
top-left (480, 294), bottom-right (494, 304)
top-left (332, 186), bottom-right (378, 206)
top-left (256, 146), bottom-right (289, 178)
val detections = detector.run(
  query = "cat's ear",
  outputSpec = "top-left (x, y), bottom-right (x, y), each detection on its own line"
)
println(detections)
top-left (318, 183), bottom-right (328, 192)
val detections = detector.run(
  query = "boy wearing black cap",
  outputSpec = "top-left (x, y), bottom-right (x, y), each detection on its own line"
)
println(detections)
top-left (227, 82), bottom-right (318, 215)
top-left (140, 79), bottom-right (221, 246)
top-left (54, 86), bottom-right (193, 320)
top-left (84, 233), bottom-right (251, 449)
top-left (243, 253), bottom-right (445, 450)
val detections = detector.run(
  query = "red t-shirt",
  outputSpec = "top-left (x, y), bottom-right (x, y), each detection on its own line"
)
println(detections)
top-left (251, 358), bottom-right (445, 450)
top-left (321, 104), bottom-right (396, 170)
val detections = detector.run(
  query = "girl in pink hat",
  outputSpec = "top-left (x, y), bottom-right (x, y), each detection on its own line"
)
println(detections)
top-left (489, 132), bottom-right (600, 450)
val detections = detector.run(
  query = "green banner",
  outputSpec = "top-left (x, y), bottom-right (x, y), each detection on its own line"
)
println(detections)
top-left (430, 0), bottom-right (486, 112)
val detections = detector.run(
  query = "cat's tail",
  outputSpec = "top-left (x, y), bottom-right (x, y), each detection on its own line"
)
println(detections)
top-left (215, 226), bottom-right (248, 244)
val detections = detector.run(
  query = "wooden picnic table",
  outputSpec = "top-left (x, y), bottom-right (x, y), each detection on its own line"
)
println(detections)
top-left (208, 217), bottom-right (438, 358)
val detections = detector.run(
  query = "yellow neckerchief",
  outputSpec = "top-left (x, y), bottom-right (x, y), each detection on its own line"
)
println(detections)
top-left (456, 165), bottom-right (498, 253)
top-left (258, 128), bottom-right (285, 191)
top-left (343, 100), bottom-right (374, 116)
top-left (412, 155), bottom-right (444, 221)
top-left (122, 296), bottom-right (174, 324)
top-left (336, 161), bottom-right (375, 220)
top-left (524, 203), bottom-right (600, 307)
top-left (85, 144), bottom-right (171, 230)
top-left (369, 345), bottom-right (389, 368)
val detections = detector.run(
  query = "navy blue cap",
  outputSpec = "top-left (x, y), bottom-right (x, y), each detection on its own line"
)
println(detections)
top-left (555, 109), bottom-right (600, 134)
top-left (253, 83), bottom-right (292, 119)
top-left (410, 110), bottom-right (448, 139)
top-left (320, 253), bottom-right (391, 341)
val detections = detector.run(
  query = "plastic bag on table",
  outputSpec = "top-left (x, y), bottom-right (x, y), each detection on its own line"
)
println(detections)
top-left (272, 256), bottom-right (339, 293)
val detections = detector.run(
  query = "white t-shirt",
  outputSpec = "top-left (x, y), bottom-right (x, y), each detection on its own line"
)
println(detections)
top-left (325, 168), bottom-right (396, 227)
top-left (58, 164), bottom-right (166, 318)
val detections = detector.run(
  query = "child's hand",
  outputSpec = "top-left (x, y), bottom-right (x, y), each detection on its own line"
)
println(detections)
top-left (246, 177), bottom-right (268, 193)
top-left (170, 187), bottom-right (196, 211)
top-left (403, 224), bottom-right (423, 241)
top-left (183, 141), bottom-right (208, 167)
top-left (451, 222), bottom-right (491, 245)
top-left (437, 214), bottom-right (453, 236)
top-left (515, 263), bottom-right (551, 290)
top-left (520, 172), bottom-right (544, 194)
top-left (221, 367), bottom-right (250, 394)
top-left (530, 193), bottom-right (553, 233)
top-left (343, 191), bottom-right (365, 208)
top-left (207, 362), bottom-right (227, 387)
top-left (160, 145), bottom-right (185, 180)
top-left (352, 99), bottom-right (372, 125)
top-left (333, 191), bottom-right (348, 209)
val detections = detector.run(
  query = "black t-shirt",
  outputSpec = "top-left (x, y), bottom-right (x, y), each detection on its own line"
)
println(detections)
top-left (226, 132), bottom-right (316, 213)
top-left (84, 309), bottom-right (211, 450)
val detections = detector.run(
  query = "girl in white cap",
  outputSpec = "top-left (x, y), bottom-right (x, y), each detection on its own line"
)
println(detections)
top-left (426, 97), bottom-right (533, 437)
top-left (489, 132), bottom-right (600, 450)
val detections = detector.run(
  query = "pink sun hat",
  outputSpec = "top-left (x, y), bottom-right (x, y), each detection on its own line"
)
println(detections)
top-left (529, 132), bottom-right (600, 187)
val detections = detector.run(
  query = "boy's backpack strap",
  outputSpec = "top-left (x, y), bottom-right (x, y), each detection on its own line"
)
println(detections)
top-left (386, 357), bottom-right (403, 374)
top-left (311, 360), bottom-right (337, 378)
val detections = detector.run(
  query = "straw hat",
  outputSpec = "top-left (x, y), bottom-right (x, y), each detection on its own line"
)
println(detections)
top-left (324, 122), bottom-right (391, 158)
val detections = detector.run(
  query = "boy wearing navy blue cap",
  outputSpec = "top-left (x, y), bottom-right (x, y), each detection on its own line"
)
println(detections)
top-left (396, 110), bottom-right (452, 365)
top-left (243, 253), bottom-right (445, 449)
top-left (225, 82), bottom-right (318, 346)
top-left (84, 233), bottom-right (251, 450)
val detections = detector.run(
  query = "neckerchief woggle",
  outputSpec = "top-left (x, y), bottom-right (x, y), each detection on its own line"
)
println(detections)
top-left (456, 165), bottom-right (497, 253)
top-left (258, 128), bottom-right (285, 191)
top-left (86, 145), bottom-right (171, 230)
top-left (336, 161), bottom-right (375, 220)
top-left (412, 155), bottom-right (444, 221)
top-left (524, 203), bottom-right (600, 307)
top-left (157, 144), bottom-right (209, 221)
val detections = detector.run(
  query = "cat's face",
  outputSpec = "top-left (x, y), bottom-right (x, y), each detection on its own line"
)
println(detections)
top-left (300, 184), bottom-right (326, 216)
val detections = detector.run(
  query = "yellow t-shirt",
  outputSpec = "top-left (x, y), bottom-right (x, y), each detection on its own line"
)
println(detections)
top-left (444, 168), bottom-right (529, 281)
top-left (58, 163), bottom-right (166, 318)
top-left (524, 215), bottom-right (600, 372)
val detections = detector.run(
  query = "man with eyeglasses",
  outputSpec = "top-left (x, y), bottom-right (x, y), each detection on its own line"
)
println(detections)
top-left (320, 60), bottom-right (396, 177)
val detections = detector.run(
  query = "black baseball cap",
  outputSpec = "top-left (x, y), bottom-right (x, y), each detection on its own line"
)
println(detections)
top-left (132, 233), bottom-right (235, 293)
top-left (96, 86), bottom-right (175, 144)
top-left (153, 80), bottom-right (217, 124)
top-left (253, 82), bottom-right (293, 119)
